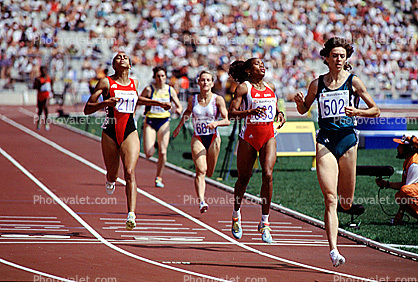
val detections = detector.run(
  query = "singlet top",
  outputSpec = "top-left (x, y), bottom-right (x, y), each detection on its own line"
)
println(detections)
top-left (316, 74), bottom-right (359, 131)
top-left (241, 81), bottom-right (277, 126)
top-left (102, 76), bottom-right (138, 129)
top-left (37, 76), bottom-right (52, 101)
top-left (192, 93), bottom-right (219, 136)
top-left (145, 84), bottom-right (171, 118)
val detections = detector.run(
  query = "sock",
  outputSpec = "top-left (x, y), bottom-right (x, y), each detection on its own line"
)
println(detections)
top-left (330, 249), bottom-right (339, 257)
top-left (106, 181), bottom-right (115, 186)
top-left (261, 214), bottom-right (269, 223)
top-left (128, 212), bottom-right (135, 217)
top-left (232, 208), bottom-right (241, 219)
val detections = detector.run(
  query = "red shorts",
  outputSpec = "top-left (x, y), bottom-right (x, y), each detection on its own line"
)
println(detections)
top-left (239, 123), bottom-right (275, 151)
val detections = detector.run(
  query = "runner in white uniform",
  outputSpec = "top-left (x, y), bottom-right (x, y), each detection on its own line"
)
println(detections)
top-left (173, 71), bottom-right (230, 213)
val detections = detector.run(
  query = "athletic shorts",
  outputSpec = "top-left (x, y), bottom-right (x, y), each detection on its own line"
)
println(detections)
top-left (316, 128), bottom-right (358, 160)
top-left (145, 117), bottom-right (170, 132)
top-left (195, 134), bottom-right (217, 151)
top-left (239, 123), bottom-right (275, 152)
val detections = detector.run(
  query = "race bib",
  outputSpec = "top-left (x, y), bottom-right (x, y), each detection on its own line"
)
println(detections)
top-left (150, 97), bottom-right (170, 114)
top-left (193, 117), bottom-right (216, 136)
top-left (249, 98), bottom-right (276, 123)
top-left (115, 90), bottom-right (138, 113)
top-left (40, 82), bottom-right (51, 92)
top-left (318, 90), bottom-right (349, 118)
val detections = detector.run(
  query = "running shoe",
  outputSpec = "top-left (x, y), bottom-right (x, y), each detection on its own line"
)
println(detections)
top-left (126, 213), bottom-right (136, 231)
top-left (45, 123), bottom-right (50, 131)
top-left (36, 122), bottom-right (41, 131)
top-left (330, 249), bottom-right (345, 267)
top-left (231, 216), bottom-right (242, 239)
top-left (258, 221), bottom-right (273, 243)
top-left (199, 202), bottom-right (208, 213)
top-left (155, 177), bottom-right (164, 188)
top-left (105, 181), bottom-right (116, 195)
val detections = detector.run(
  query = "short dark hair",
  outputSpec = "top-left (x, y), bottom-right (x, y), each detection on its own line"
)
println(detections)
top-left (152, 66), bottom-right (166, 78)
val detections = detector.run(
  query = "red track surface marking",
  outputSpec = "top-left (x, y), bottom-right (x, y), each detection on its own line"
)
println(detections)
top-left (1, 105), bottom-right (417, 282)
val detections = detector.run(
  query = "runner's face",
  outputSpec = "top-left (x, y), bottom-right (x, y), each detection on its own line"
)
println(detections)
top-left (155, 70), bottom-right (167, 85)
top-left (113, 53), bottom-right (130, 70)
top-left (198, 73), bottom-right (213, 92)
top-left (249, 59), bottom-right (265, 77)
top-left (326, 47), bottom-right (347, 71)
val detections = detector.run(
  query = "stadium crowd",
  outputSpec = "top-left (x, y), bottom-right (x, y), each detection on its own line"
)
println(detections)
top-left (0, 0), bottom-right (417, 101)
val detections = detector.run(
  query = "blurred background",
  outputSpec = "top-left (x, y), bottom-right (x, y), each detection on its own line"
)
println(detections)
top-left (1, 0), bottom-right (417, 107)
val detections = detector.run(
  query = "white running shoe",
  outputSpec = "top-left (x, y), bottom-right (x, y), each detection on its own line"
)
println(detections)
top-left (258, 221), bottom-right (273, 243)
top-left (126, 213), bottom-right (136, 231)
top-left (330, 249), bottom-right (346, 267)
top-left (199, 202), bottom-right (208, 213)
top-left (105, 181), bottom-right (115, 195)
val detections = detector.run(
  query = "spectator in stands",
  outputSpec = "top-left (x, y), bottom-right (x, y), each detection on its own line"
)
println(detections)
top-left (376, 135), bottom-right (418, 225)
top-left (294, 37), bottom-right (380, 267)
top-left (141, 66), bottom-right (183, 188)
top-left (33, 65), bottom-right (53, 131)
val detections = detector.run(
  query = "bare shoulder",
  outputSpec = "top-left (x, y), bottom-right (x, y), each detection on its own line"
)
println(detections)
top-left (215, 94), bottom-right (226, 104)
top-left (235, 82), bottom-right (248, 97)
top-left (307, 78), bottom-right (319, 93)
top-left (96, 76), bottom-right (110, 90)
top-left (265, 81), bottom-right (275, 92)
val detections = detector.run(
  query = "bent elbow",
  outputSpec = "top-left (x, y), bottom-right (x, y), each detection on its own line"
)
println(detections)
top-left (375, 108), bottom-right (381, 118)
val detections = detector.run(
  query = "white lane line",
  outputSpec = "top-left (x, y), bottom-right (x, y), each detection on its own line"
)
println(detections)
top-left (0, 216), bottom-right (57, 219)
top-left (1, 114), bottom-right (377, 282)
top-left (0, 220), bottom-right (61, 223)
top-left (103, 227), bottom-right (190, 230)
top-left (0, 258), bottom-right (75, 282)
top-left (218, 220), bottom-right (292, 224)
top-left (0, 229), bottom-right (69, 232)
top-left (0, 147), bottom-right (228, 282)
top-left (0, 224), bottom-right (65, 227)
top-left (101, 218), bottom-right (176, 222)
top-left (115, 231), bottom-right (197, 234)
top-left (103, 222), bottom-right (182, 226)
top-left (220, 228), bottom-right (309, 232)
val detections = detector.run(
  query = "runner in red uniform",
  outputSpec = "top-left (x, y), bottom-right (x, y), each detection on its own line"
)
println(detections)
top-left (228, 58), bottom-right (285, 243)
top-left (84, 52), bottom-right (171, 230)
top-left (33, 66), bottom-right (53, 131)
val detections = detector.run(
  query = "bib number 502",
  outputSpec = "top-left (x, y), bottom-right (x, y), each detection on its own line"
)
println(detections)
top-left (323, 98), bottom-right (345, 117)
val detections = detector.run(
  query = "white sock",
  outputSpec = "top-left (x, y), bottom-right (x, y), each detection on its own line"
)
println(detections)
top-left (128, 212), bottom-right (135, 217)
top-left (232, 208), bottom-right (241, 219)
top-left (261, 214), bottom-right (269, 223)
top-left (106, 181), bottom-right (115, 186)
top-left (330, 249), bottom-right (339, 257)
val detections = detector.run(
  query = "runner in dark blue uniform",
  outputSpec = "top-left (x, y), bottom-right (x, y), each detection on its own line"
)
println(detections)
top-left (294, 37), bottom-right (380, 267)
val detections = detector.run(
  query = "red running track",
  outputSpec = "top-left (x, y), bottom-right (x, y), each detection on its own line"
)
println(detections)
top-left (0, 105), bottom-right (417, 282)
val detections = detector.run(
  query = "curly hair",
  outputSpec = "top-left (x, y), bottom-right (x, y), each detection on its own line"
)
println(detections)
top-left (320, 37), bottom-right (354, 71)
top-left (228, 58), bottom-right (256, 83)
top-left (152, 66), bottom-right (166, 78)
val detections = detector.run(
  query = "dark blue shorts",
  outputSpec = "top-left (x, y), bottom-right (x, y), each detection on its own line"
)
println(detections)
top-left (316, 129), bottom-right (358, 160)
top-left (195, 134), bottom-right (217, 151)
top-left (145, 117), bottom-right (170, 132)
